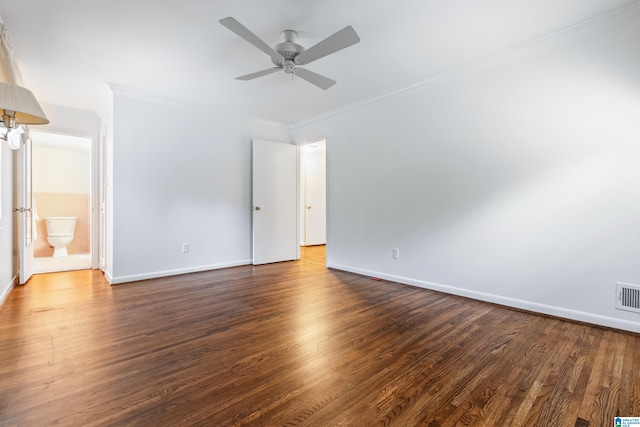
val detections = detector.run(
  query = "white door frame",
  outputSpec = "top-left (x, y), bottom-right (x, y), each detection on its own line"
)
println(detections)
top-left (299, 140), bottom-right (326, 247)
top-left (29, 129), bottom-right (100, 271)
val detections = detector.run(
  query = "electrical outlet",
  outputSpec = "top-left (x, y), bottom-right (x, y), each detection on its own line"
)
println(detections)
top-left (393, 248), bottom-right (400, 259)
top-left (182, 243), bottom-right (189, 253)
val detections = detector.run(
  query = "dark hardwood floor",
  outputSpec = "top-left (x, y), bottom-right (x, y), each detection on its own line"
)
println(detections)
top-left (1, 245), bottom-right (639, 426)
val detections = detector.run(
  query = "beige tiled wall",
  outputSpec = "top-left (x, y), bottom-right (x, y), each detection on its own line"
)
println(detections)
top-left (33, 192), bottom-right (90, 257)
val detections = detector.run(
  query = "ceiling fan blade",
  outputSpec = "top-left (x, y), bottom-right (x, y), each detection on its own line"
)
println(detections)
top-left (294, 26), bottom-right (360, 66)
top-left (219, 17), bottom-right (284, 62)
top-left (294, 68), bottom-right (336, 90)
top-left (236, 67), bottom-right (282, 81)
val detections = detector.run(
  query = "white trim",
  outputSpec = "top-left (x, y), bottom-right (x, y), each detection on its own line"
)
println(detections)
top-left (328, 263), bottom-right (640, 334)
top-left (291, 2), bottom-right (640, 131)
top-left (29, 126), bottom-right (96, 141)
top-left (104, 270), bottom-right (114, 285)
top-left (0, 274), bottom-right (18, 306)
top-left (108, 259), bottom-right (253, 285)
top-left (107, 83), bottom-right (287, 130)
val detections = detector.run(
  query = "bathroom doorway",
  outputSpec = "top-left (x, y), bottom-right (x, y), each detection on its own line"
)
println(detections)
top-left (30, 131), bottom-right (93, 273)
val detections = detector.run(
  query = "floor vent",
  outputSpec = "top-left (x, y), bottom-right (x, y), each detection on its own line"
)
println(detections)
top-left (616, 282), bottom-right (640, 313)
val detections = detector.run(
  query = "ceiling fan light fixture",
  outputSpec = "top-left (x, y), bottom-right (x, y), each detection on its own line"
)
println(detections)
top-left (283, 60), bottom-right (297, 74)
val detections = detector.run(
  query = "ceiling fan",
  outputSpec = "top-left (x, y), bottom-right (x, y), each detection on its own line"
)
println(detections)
top-left (219, 17), bottom-right (360, 90)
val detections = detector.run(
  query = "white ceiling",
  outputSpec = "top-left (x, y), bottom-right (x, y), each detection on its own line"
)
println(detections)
top-left (0, 0), bottom-right (636, 125)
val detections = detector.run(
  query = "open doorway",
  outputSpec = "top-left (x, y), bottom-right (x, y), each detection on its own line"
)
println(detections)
top-left (300, 140), bottom-right (326, 248)
top-left (30, 131), bottom-right (92, 273)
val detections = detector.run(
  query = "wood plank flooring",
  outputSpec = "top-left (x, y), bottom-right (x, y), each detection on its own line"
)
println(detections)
top-left (1, 245), bottom-right (639, 426)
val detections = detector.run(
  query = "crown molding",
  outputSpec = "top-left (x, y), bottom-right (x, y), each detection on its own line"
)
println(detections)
top-left (40, 102), bottom-right (100, 117)
top-left (106, 83), bottom-right (288, 129)
top-left (290, 2), bottom-right (640, 131)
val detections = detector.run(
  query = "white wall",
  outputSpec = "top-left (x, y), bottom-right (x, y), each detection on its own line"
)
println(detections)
top-left (33, 145), bottom-right (91, 194)
top-left (107, 87), bottom-right (290, 283)
top-left (292, 17), bottom-right (640, 331)
top-left (0, 140), bottom-right (17, 305)
top-left (0, 13), bottom-right (15, 304)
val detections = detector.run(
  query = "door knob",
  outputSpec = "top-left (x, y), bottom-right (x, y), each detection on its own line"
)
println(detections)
top-left (254, 206), bottom-right (261, 211)
top-left (306, 206), bottom-right (312, 209)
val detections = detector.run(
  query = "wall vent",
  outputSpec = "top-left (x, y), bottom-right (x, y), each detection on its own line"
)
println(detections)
top-left (616, 282), bottom-right (640, 313)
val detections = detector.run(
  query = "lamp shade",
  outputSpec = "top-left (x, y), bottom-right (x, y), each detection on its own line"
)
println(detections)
top-left (0, 82), bottom-right (49, 125)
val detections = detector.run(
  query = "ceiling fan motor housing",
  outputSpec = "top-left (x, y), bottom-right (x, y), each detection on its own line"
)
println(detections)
top-left (272, 29), bottom-right (305, 67)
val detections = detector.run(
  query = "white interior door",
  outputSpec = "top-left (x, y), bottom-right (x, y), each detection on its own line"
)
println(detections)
top-left (18, 130), bottom-right (34, 284)
top-left (252, 139), bottom-right (298, 265)
top-left (302, 142), bottom-right (326, 246)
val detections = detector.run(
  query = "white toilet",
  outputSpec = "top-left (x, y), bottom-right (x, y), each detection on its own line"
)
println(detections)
top-left (45, 217), bottom-right (77, 257)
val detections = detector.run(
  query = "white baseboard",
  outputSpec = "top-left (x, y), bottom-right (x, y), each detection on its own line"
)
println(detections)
top-left (0, 275), bottom-right (18, 308)
top-left (328, 263), bottom-right (640, 334)
top-left (104, 270), bottom-right (114, 285)
top-left (108, 259), bottom-right (253, 285)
